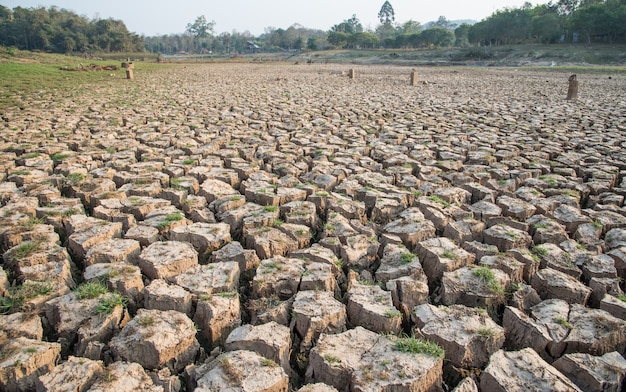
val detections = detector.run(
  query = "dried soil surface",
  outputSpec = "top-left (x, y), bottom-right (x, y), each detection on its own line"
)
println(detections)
top-left (1, 63), bottom-right (626, 391)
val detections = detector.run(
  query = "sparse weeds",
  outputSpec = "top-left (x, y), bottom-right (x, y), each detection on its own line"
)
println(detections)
top-left (441, 250), bottom-right (458, 260)
top-left (472, 266), bottom-right (505, 296)
top-left (260, 358), bottom-right (278, 367)
top-left (137, 314), bottom-right (156, 327)
top-left (428, 195), bottom-right (449, 208)
top-left (219, 356), bottom-right (243, 382)
top-left (532, 245), bottom-right (548, 256)
top-left (10, 241), bottom-right (42, 260)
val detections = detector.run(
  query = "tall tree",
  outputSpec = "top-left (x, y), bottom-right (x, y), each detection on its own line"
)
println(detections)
top-left (378, 1), bottom-right (395, 25)
top-left (186, 15), bottom-right (215, 39)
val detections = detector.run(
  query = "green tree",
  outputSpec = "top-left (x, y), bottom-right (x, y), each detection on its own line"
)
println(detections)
top-left (454, 24), bottom-right (470, 47)
top-left (186, 15), bottom-right (215, 39)
top-left (378, 1), bottom-right (395, 24)
top-left (397, 20), bottom-right (422, 35)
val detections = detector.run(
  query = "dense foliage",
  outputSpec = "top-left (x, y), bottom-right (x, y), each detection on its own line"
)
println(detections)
top-left (0, 5), bottom-right (143, 53)
top-left (1, 0), bottom-right (625, 56)
top-left (468, 0), bottom-right (626, 45)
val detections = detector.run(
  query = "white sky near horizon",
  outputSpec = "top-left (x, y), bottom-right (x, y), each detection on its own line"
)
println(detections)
top-left (3, 0), bottom-right (550, 36)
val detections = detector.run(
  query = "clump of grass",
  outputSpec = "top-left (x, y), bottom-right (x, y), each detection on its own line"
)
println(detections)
top-left (618, 294), bottom-right (626, 303)
top-left (533, 222), bottom-right (550, 230)
top-left (476, 327), bottom-right (497, 337)
top-left (18, 217), bottom-right (44, 231)
top-left (170, 177), bottom-right (184, 190)
top-left (260, 358), bottom-right (278, 367)
top-left (75, 281), bottom-right (108, 300)
top-left (393, 335), bottom-right (445, 359)
top-left (51, 152), bottom-right (69, 162)
top-left (0, 280), bottom-right (55, 314)
top-left (96, 293), bottom-right (127, 315)
top-left (21, 152), bottom-right (41, 159)
top-left (156, 212), bottom-right (184, 228)
top-left (216, 291), bottom-right (238, 299)
top-left (400, 253), bottom-right (416, 264)
top-left (219, 356), bottom-right (243, 382)
top-left (137, 314), bottom-right (156, 327)
top-left (428, 195), bottom-right (450, 208)
top-left (271, 219), bottom-right (284, 228)
top-left (9, 241), bottom-right (42, 260)
top-left (182, 159), bottom-right (195, 165)
top-left (323, 354), bottom-right (341, 364)
top-left (384, 309), bottom-right (402, 319)
top-left (441, 250), bottom-right (458, 260)
top-left (532, 246), bottom-right (548, 256)
top-left (591, 220), bottom-right (603, 230)
top-left (553, 316), bottom-right (572, 329)
top-left (472, 266), bottom-right (505, 295)
top-left (65, 172), bottom-right (85, 185)
top-left (263, 205), bottom-right (278, 213)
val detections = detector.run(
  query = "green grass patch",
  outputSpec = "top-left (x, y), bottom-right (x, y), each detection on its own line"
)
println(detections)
top-left (441, 250), bottom-right (458, 260)
top-left (9, 241), bottom-right (41, 260)
top-left (96, 293), bottom-right (127, 315)
top-left (428, 195), bottom-right (450, 208)
top-left (472, 266), bottom-right (505, 295)
top-left (65, 172), bottom-right (85, 185)
top-left (75, 281), bottom-right (108, 300)
top-left (393, 335), bottom-right (445, 359)
top-left (323, 354), bottom-right (341, 364)
top-left (0, 280), bottom-right (55, 314)
top-left (0, 50), bottom-right (169, 111)
top-left (18, 217), bottom-right (44, 231)
top-left (532, 246), bottom-right (548, 256)
top-left (384, 309), bottom-right (402, 319)
top-left (553, 316), bottom-right (572, 329)
top-left (51, 152), bottom-right (70, 162)
top-left (21, 152), bottom-right (40, 159)
top-left (400, 253), bottom-right (416, 264)
top-left (476, 327), bottom-right (498, 337)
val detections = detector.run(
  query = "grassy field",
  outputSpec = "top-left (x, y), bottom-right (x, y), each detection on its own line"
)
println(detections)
top-left (0, 47), bottom-right (167, 111)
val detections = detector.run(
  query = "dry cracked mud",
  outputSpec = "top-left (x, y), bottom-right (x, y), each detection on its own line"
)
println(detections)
top-left (1, 62), bottom-right (626, 391)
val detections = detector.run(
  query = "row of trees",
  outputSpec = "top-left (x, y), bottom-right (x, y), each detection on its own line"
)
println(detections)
top-left (468, 0), bottom-right (626, 45)
top-left (0, 5), bottom-right (143, 53)
top-left (1, 0), bottom-right (625, 55)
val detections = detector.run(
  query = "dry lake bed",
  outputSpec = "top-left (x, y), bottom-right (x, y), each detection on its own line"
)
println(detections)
top-left (1, 63), bottom-right (626, 391)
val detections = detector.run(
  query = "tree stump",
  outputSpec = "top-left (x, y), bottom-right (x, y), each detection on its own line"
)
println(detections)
top-left (410, 70), bottom-right (418, 86)
top-left (566, 74), bottom-right (578, 100)
top-left (348, 69), bottom-right (356, 79)
top-left (126, 69), bottom-right (134, 80)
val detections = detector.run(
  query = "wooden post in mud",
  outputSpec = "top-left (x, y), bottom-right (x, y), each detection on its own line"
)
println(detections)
top-left (566, 74), bottom-right (578, 100)
top-left (126, 62), bottom-right (134, 80)
top-left (410, 70), bottom-right (418, 86)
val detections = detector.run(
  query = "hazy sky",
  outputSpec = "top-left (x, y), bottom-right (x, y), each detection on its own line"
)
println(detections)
top-left (4, 0), bottom-right (550, 36)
